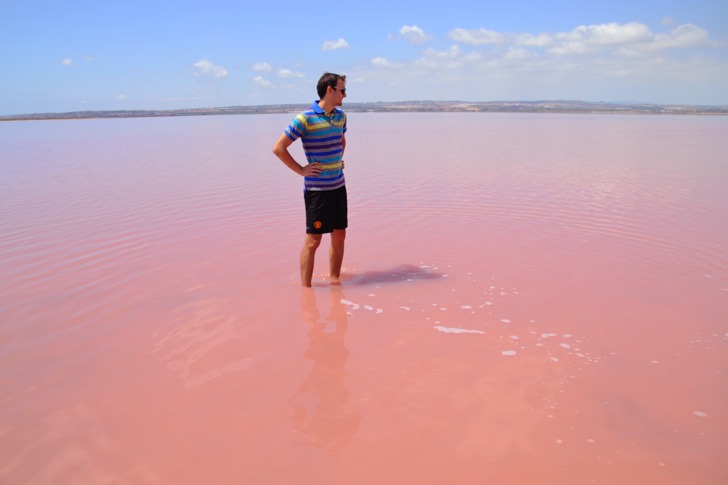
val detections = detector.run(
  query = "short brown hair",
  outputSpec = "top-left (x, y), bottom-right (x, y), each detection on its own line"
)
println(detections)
top-left (317, 72), bottom-right (346, 99)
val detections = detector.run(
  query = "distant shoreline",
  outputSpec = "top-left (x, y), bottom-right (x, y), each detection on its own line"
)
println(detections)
top-left (2, 100), bottom-right (727, 121)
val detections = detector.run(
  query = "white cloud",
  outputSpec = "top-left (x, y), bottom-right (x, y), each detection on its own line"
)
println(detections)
top-left (252, 62), bottom-right (272, 72)
top-left (505, 48), bottom-right (537, 60)
top-left (516, 23), bottom-right (661, 54)
top-left (516, 33), bottom-right (553, 47)
top-left (423, 45), bottom-right (463, 59)
top-left (514, 22), bottom-right (709, 55)
top-left (253, 76), bottom-right (274, 88)
top-left (652, 24), bottom-right (708, 49)
top-left (559, 22), bottom-right (652, 46)
top-left (548, 42), bottom-right (592, 56)
top-left (540, 22), bottom-right (711, 56)
top-left (372, 57), bottom-right (396, 68)
top-left (449, 27), bottom-right (505, 45)
top-left (349, 19), bottom-right (725, 104)
top-left (400, 25), bottom-right (427, 45)
top-left (547, 22), bottom-right (652, 55)
top-left (117, 94), bottom-right (126, 101)
top-left (277, 68), bottom-right (305, 78)
top-left (61, 58), bottom-right (73, 66)
top-left (412, 45), bottom-right (467, 70)
top-left (193, 59), bottom-right (229, 78)
top-left (412, 57), bottom-right (438, 70)
top-left (322, 38), bottom-right (350, 51)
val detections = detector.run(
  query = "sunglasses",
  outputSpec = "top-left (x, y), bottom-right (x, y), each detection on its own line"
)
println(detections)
top-left (332, 87), bottom-right (347, 95)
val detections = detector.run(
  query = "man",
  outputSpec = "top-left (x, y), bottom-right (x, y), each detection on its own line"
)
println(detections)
top-left (272, 72), bottom-right (348, 287)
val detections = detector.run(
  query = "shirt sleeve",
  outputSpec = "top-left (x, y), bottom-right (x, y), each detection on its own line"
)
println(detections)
top-left (284, 113), bottom-right (307, 141)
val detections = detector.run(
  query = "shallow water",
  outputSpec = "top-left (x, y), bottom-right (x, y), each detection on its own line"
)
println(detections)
top-left (1, 113), bottom-right (727, 484)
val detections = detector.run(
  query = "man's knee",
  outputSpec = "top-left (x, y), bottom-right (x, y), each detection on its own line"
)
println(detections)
top-left (304, 234), bottom-right (323, 251)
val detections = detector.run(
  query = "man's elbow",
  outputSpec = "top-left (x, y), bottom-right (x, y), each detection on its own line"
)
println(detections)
top-left (272, 139), bottom-right (288, 158)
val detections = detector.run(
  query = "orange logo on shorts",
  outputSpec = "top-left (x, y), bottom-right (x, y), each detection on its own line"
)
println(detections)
top-left (313, 221), bottom-right (323, 229)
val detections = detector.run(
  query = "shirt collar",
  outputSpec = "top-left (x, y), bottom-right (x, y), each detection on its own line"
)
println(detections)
top-left (311, 101), bottom-right (325, 114)
top-left (311, 101), bottom-right (338, 115)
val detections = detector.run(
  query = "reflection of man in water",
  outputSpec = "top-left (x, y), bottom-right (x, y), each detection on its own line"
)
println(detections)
top-left (290, 288), bottom-right (361, 455)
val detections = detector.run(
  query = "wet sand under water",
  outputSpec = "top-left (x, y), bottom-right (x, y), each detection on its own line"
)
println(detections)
top-left (1, 113), bottom-right (727, 484)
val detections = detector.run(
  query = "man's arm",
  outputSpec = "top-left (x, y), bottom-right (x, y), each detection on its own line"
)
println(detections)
top-left (272, 133), bottom-right (321, 177)
top-left (341, 134), bottom-right (346, 169)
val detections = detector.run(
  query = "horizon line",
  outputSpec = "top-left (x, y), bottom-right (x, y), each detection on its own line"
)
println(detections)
top-left (3, 99), bottom-right (727, 121)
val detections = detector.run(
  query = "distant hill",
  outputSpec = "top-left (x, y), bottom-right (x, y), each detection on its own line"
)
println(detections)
top-left (2, 100), bottom-right (726, 121)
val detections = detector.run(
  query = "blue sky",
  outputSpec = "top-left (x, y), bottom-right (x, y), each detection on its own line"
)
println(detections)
top-left (1, 0), bottom-right (727, 115)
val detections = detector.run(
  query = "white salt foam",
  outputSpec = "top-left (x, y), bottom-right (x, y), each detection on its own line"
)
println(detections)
top-left (341, 299), bottom-right (359, 310)
top-left (433, 326), bottom-right (485, 335)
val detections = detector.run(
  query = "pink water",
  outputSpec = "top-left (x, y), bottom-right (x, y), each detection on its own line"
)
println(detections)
top-left (1, 113), bottom-right (726, 484)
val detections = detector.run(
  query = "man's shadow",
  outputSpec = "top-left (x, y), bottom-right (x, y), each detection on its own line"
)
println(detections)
top-left (289, 287), bottom-right (362, 455)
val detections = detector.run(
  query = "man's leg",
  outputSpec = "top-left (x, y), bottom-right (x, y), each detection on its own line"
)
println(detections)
top-left (329, 229), bottom-right (346, 284)
top-left (301, 233), bottom-right (322, 287)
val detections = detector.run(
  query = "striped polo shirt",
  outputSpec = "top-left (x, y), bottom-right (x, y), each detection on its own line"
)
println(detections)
top-left (284, 101), bottom-right (347, 191)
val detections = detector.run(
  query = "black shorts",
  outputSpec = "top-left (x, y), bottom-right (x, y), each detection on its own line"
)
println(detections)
top-left (304, 186), bottom-right (348, 234)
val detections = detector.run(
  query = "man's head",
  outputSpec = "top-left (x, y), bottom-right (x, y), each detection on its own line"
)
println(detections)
top-left (317, 72), bottom-right (347, 100)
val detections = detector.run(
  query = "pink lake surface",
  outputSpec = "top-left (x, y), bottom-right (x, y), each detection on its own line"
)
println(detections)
top-left (1, 113), bottom-right (727, 484)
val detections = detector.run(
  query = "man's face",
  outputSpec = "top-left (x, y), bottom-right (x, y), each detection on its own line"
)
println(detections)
top-left (332, 81), bottom-right (346, 105)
